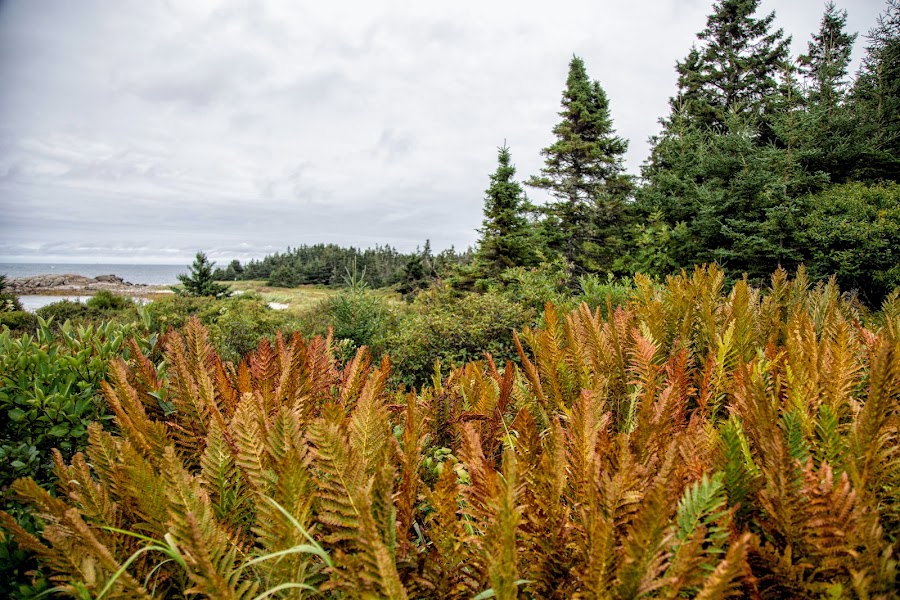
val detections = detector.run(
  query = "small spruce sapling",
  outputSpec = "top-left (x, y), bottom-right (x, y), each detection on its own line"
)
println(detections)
top-left (177, 252), bottom-right (231, 298)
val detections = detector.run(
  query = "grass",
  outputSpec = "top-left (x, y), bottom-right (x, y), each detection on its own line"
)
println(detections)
top-left (226, 281), bottom-right (337, 312)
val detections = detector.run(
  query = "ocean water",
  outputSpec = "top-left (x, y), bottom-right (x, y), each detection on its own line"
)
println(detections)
top-left (0, 263), bottom-right (188, 286)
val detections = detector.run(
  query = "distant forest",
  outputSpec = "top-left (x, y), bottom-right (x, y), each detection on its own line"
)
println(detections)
top-left (218, 0), bottom-right (900, 306)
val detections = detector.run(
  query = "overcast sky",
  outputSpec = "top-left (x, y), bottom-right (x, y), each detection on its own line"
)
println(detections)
top-left (0, 0), bottom-right (887, 264)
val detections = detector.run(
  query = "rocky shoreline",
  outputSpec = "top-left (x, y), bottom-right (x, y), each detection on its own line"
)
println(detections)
top-left (7, 274), bottom-right (171, 296)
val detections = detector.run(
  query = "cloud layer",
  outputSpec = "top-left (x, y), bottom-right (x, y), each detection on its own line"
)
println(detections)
top-left (0, 0), bottom-right (886, 263)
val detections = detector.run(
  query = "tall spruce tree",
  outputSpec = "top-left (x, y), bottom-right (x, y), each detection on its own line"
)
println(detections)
top-left (672, 0), bottom-right (790, 131)
top-left (791, 2), bottom-right (860, 183)
top-left (799, 2), bottom-right (856, 112)
top-left (639, 1), bottom-right (812, 282)
top-left (528, 55), bottom-right (631, 273)
top-left (473, 145), bottom-right (536, 281)
top-left (852, 0), bottom-right (900, 181)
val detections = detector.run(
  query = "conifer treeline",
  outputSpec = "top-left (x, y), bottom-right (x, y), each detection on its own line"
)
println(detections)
top-left (471, 0), bottom-right (900, 304)
top-left (221, 0), bottom-right (900, 305)
top-left (215, 243), bottom-right (471, 290)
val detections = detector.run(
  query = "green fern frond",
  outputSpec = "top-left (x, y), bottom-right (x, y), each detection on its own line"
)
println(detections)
top-left (717, 415), bottom-right (760, 512)
top-left (780, 409), bottom-right (811, 465)
top-left (815, 404), bottom-right (847, 473)
top-left (201, 419), bottom-right (252, 529)
top-left (671, 472), bottom-right (731, 576)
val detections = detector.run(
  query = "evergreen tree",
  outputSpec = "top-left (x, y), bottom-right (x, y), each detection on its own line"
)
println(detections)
top-left (799, 2), bottom-right (856, 112)
top-left (177, 252), bottom-right (231, 298)
top-left (852, 0), bottom-right (900, 181)
top-left (790, 2), bottom-right (861, 184)
top-left (473, 145), bottom-right (537, 281)
top-left (672, 0), bottom-right (790, 131)
top-left (528, 55), bottom-right (631, 273)
top-left (398, 242), bottom-right (436, 297)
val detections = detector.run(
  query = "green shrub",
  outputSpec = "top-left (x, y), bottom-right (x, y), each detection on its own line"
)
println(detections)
top-left (0, 319), bottom-right (135, 598)
top-left (145, 294), bottom-right (218, 332)
top-left (145, 293), bottom-right (292, 362)
top-left (576, 272), bottom-right (637, 315)
top-left (800, 181), bottom-right (900, 306)
top-left (86, 289), bottom-right (132, 311)
top-left (328, 292), bottom-right (389, 349)
top-left (0, 293), bottom-right (22, 313)
top-left (387, 285), bottom-right (534, 385)
top-left (497, 260), bottom-right (573, 312)
top-left (34, 299), bottom-right (92, 324)
top-left (0, 311), bottom-right (37, 333)
top-left (208, 296), bottom-right (290, 362)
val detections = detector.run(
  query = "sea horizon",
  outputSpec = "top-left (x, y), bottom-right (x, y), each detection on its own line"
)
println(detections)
top-left (0, 263), bottom-right (190, 286)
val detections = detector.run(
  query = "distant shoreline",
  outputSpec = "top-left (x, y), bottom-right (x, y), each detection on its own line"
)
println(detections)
top-left (0, 263), bottom-right (184, 287)
top-left (6, 273), bottom-right (175, 297)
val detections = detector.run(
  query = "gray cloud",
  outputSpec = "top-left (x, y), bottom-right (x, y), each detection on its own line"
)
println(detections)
top-left (0, 0), bottom-right (888, 264)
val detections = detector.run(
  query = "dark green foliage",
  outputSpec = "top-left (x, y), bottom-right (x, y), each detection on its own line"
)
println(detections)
top-left (397, 241), bottom-right (438, 298)
top-left (0, 273), bottom-right (8, 293)
top-left (267, 263), bottom-right (302, 287)
top-left (0, 311), bottom-right (37, 333)
top-left (672, 0), bottom-right (790, 131)
top-left (0, 319), bottom-right (133, 598)
top-left (233, 242), bottom-right (470, 290)
top-left (213, 259), bottom-right (245, 281)
top-left (178, 251), bottom-right (231, 298)
top-left (852, 0), bottom-right (900, 182)
top-left (788, 3), bottom-right (866, 185)
top-left (34, 300), bottom-right (91, 323)
top-left (528, 55), bottom-right (631, 273)
top-left (387, 285), bottom-right (535, 386)
top-left (1, 293), bottom-right (24, 313)
top-left (800, 181), bottom-right (900, 305)
top-left (640, 113), bottom-right (818, 283)
top-left (799, 2), bottom-right (856, 111)
top-left (85, 290), bottom-right (131, 312)
top-left (471, 145), bottom-right (538, 283)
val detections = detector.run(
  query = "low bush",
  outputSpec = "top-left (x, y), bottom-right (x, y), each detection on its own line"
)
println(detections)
top-left (207, 296), bottom-right (290, 362)
top-left (0, 319), bottom-right (136, 598)
top-left (387, 284), bottom-right (535, 386)
top-left (0, 310), bottom-right (37, 333)
top-left (85, 289), bottom-right (132, 311)
top-left (0, 293), bottom-right (23, 313)
top-left (35, 299), bottom-right (92, 324)
top-left (144, 294), bottom-right (218, 331)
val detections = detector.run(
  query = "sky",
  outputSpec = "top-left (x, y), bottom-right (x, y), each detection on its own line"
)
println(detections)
top-left (0, 0), bottom-right (888, 264)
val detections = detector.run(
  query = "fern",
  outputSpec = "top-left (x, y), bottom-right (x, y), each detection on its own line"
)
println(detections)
top-left (671, 472), bottom-right (730, 571)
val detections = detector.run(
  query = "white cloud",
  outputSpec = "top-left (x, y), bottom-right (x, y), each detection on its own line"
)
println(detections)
top-left (0, 0), bottom-right (887, 263)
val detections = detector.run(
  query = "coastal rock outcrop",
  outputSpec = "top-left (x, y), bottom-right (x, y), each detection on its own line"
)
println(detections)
top-left (8, 274), bottom-right (148, 295)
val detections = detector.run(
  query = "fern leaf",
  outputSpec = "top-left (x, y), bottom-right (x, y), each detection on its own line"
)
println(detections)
top-left (694, 533), bottom-right (750, 600)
